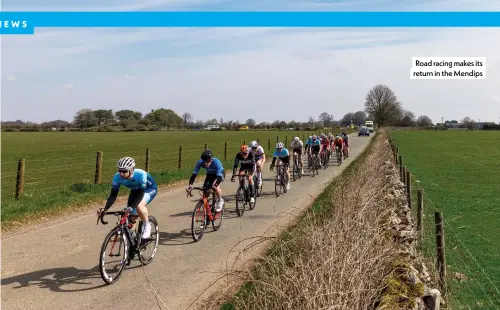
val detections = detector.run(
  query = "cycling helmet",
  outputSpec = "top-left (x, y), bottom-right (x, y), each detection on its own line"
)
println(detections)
top-left (308, 136), bottom-right (312, 139)
top-left (201, 149), bottom-right (213, 162)
top-left (293, 136), bottom-right (299, 142)
top-left (240, 145), bottom-right (249, 153)
top-left (341, 132), bottom-right (346, 136)
top-left (250, 140), bottom-right (258, 148)
top-left (276, 142), bottom-right (284, 149)
top-left (312, 135), bottom-right (317, 140)
top-left (117, 157), bottom-right (135, 170)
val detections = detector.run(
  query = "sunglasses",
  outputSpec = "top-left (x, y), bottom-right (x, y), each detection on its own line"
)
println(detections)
top-left (118, 169), bottom-right (130, 173)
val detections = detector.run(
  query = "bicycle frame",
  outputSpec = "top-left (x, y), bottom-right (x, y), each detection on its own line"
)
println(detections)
top-left (98, 208), bottom-right (139, 249)
top-left (187, 187), bottom-right (218, 222)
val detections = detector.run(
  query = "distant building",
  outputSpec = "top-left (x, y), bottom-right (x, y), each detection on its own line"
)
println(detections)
top-left (444, 120), bottom-right (459, 128)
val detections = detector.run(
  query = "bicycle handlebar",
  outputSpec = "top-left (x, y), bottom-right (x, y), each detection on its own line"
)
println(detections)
top-left (186, 186), bottom-right (211, 198)
top-left (97, 208), bottom-right (127, 225)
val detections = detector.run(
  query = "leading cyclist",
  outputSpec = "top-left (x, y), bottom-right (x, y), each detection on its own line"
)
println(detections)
top-left (249, 140), bottom-right (266, 187)
top-left (98, 157), bottom-right (158, 239)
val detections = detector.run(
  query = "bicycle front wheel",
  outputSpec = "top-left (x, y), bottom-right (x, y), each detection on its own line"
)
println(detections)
top-left (275, 173), bottom-right (281, 197)
top-left (191, 200), bottom-right (207, 242)
top-left (235, 186), bottom-right (245, 217)
top-left (99, 227), bottom-right (128, 285)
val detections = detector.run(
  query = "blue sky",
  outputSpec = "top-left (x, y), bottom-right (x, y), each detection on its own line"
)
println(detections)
top-left (2, 0), bottom-right (500, 124)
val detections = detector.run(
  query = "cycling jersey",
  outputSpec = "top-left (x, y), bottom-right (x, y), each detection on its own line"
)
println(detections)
top-left (233, 152), bottom-right (256, 172)
top-left (305, 139), bottom-right (312, 146)
top-left (193, 158), bottom-right (224, 177)
top-left (310, 139), bottom-right (321, 147)
top-left (250, 145), bottom-right (265, 160)
top-left (334, 138), bottom-right (343, 146)
top-left (273, 148), bottom-right (290, 158)
top-left (290, 140), bottom-right (303, 149)
top-left (112, 168), bottom-right (156, 191)
top-left (321, 139), bottom-right (330, 147)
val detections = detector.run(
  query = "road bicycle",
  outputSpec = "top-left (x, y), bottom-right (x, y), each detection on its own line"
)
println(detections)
top-left (97, 207), bottom-right (159, 285)
top-left (253, 168), bottom-right (263, 197)
top-left (274, 163), bottom-right (289, 197)
top-left (335, 146), bottom-right (343, 166)
top-left (343, 142), bottom-right (349, 158)
top-left (309, 152), bottom-right (320, 177)
top-left (186, 186), bottom-right (224, 242)
top-left (291, 151), bottom-right (302, 181)
top-left (232, 173), bottom-right (256, 217)
top-left (320, 148), bottom-right (329, 170)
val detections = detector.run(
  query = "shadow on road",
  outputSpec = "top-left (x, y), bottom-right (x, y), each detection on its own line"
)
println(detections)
top-left (159, 229), bottom-right (194, 246)
top-left (1, 265), bottom-right (107, 292)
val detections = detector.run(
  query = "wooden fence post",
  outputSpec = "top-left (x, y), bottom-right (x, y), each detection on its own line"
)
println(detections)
top-left (268, 138), bottom-right (271, 151)
top-left (435, 212), bottom-right (447, 294)
top-left (399, 155), bottom-right (403, 181)
top-left (145, 148), bottom-right (150, 172)
top-left (224, 142), bottom-right (227, 160)
top-left (178, 146), bottom-right (182, 169)
top-left (285, 136), bottom-right (288, 146)
top-left (406, 170), bottom-right (412, 209)
top-left (417, 189), bottom-right (424, 239)
top-left (204, 143), bottom-right (207, 150)
top-left (15, 159), bottom-right (25, 199)
top-left (276, 136), bottom-right (279, 143)
top-left (94, 152), bottom-right (103, 184)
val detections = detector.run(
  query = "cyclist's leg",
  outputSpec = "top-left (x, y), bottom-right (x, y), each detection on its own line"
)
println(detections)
top-left (283, 157), bottom-right (291, 188)
top-left (135, 187), bottom-right (157, 238)
top-left (297, 148), bottom-right (304, 173)
top-left (256, 158), bottom-right (263, 185)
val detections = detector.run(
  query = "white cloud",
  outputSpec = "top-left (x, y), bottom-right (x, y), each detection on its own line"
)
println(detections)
top-left (7, 76), bottom-right (16, 81)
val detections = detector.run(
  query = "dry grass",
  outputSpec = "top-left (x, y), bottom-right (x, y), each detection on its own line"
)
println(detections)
top-left (219, 132), bottom-right (412, 310)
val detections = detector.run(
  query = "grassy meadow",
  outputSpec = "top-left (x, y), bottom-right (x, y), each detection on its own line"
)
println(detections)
top-left (1, 130), bottom-right (322, 226)
top-left (390, 130), bottom-right (500, 309)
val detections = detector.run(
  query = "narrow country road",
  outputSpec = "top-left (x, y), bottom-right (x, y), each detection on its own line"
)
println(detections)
top-left (1, 135), bottom-right (372, 310)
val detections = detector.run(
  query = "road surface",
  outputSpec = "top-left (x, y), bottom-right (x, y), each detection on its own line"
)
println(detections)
top-left (1, 135), bottom-right (372, 310)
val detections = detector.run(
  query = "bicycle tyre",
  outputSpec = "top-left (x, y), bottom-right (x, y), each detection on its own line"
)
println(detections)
top-left (138, 216), bottom-right (159, 265)
top-left (275, 172), bottom-right (281, 197)
top-left (235, 186), bottom-right (245, 217)
top-left (283, 170), bottom-right (288, 193)
top-left (212, 204), bottom-right (224, 231)
top-left (99, 227), bottom-right (128, 285)
top-left (191, 200), bottom-right (206, 242)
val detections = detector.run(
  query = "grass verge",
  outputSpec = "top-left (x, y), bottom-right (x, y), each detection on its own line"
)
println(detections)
top-left (217, 131), bottom-right (426, 309)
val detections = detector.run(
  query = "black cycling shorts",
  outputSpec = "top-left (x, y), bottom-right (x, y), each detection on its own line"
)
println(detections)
top-left (203, 173), bottom-right (223, 188)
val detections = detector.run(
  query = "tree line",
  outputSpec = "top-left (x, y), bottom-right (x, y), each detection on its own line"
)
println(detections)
top-left (3, 84), bottom-right (494, 132)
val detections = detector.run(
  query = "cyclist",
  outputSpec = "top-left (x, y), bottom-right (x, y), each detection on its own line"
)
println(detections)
top-left (341, 132), bottom-right (349, 157)
top-left (231, 145), bottom-right (256, 203)
top-left (308, 135), bottom-right (321, 167)
top-left (98, 157), bottom-right (158, 239)
top-left (320, 134), bottom-right (330, 163)
top-left (305, 135), bottom-right (312, 152)
top-left (333, 135), bottom-right (344, 163)
top-left (249, 140), bottom-right (266, 187)
top-left (270, 142), bottom-right (291, 190)
top-left (187, 150), bottom-right (225, 212)
top-left (290, 136), bottom-right (305, 175)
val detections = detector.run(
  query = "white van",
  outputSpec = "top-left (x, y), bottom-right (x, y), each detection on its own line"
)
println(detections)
top-left (203, 124), bottom-right (220, 131)
top-left (365, 121), bottom-right (374, 133)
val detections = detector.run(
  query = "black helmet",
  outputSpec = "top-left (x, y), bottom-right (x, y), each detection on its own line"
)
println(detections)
top-left (201, 149), bottom-right (213, 161)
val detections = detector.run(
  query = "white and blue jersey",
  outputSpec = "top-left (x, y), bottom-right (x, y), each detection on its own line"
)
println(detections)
top-left (305, 139), bottom-right (312, 146)
top-left (193, 158), bottom-right (225, 177)
top-left (310, 139), bottom-right (321, 147)
top-left (112, 168), bottom-right (157, 204)
top-left (273, 148), bottom-right (290, 158)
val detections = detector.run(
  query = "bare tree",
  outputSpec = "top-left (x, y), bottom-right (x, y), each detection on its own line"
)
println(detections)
top-left (352, 111), bottom-right (367, 126)
top-left (246, 118), bottom-right (257, 128)
top-left (417, 115), bottom-right (433, 127)
top-left (399, 110), bottom-right (416, 127)
top-left (182, 112), bottom-right (193, 128)
top-left (340, 113), bottom-right (355, 126)
top-left (318, 112), bottom-right (334, 127)
top-left (364, 84), bottom-right (402, 127)
top-left (461, 116), bottom-right (475, 130)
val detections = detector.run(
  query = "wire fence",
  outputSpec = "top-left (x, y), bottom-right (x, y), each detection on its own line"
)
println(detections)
top-left (3, 130), bottom-right (346, 205)
top-left (388, 134), bottom-right (500, 310)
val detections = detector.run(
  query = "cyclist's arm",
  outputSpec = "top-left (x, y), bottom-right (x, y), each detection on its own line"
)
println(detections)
top-left (213, 159), bottom-right (224, 186)
top-left (189, 160), bottom-right (202, 185)
top-left (104, 175), bottom-right (121, 210)
top-left (250, 154), bottom-right (256, 173)
top-left (232, 155), bottom-right (240, 176)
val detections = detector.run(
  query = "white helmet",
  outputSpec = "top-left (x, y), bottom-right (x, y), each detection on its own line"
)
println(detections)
top-left (250, 140), bottom-right (258, 148)
top-left (276, 142), bottom-right (284, 148)
top-left (117, 157), bottom-right (135, 170)
top-left (312, 135), bottom-right (317, 140)
top-left (308, 136), bottom-right (312, 139)
top-left (293, 136), bottom-right (299, 142)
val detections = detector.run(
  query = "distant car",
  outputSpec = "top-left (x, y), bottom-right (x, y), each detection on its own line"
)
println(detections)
top-left (358, 127), bottom-right (370, 136)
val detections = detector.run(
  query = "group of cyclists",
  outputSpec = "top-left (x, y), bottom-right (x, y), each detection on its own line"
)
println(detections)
top-left (97, 132), bottom-right (350, 240)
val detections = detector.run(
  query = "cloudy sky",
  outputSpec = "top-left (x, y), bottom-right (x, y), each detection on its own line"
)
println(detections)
top-left (2, 0), bottom-right (500, 124)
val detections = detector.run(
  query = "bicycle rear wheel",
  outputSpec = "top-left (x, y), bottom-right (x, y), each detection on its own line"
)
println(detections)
top-left (99, 227), bottom-right (128, 285)
top-left (274, 172), bottom-right (281, 197)
top-left (138, 216), bottom-right (159, 265)
top-left (191, 200), bottom-right (207, 242)
top-left (235, 186), bottom-right (245, 217)
top-left (212, 203), bottom-right (224, 231)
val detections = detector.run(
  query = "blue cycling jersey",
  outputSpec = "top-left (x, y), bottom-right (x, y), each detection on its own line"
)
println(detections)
top-left (310, 139), bottom-right (321, 146)
top-left (193, 158), bottom-right (224, 177)
top-left (305, 139), bottom-right (312, 145)
top-left (112, 168), bottom-right (157, 190)
top-left (273, 148), bottom-right (290, 158)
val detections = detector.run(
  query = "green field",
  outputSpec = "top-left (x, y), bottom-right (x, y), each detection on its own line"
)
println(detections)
top-left (1, 130), bottom-right (324, 225)
top-left (390, 131), bottom-right (500, 309)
